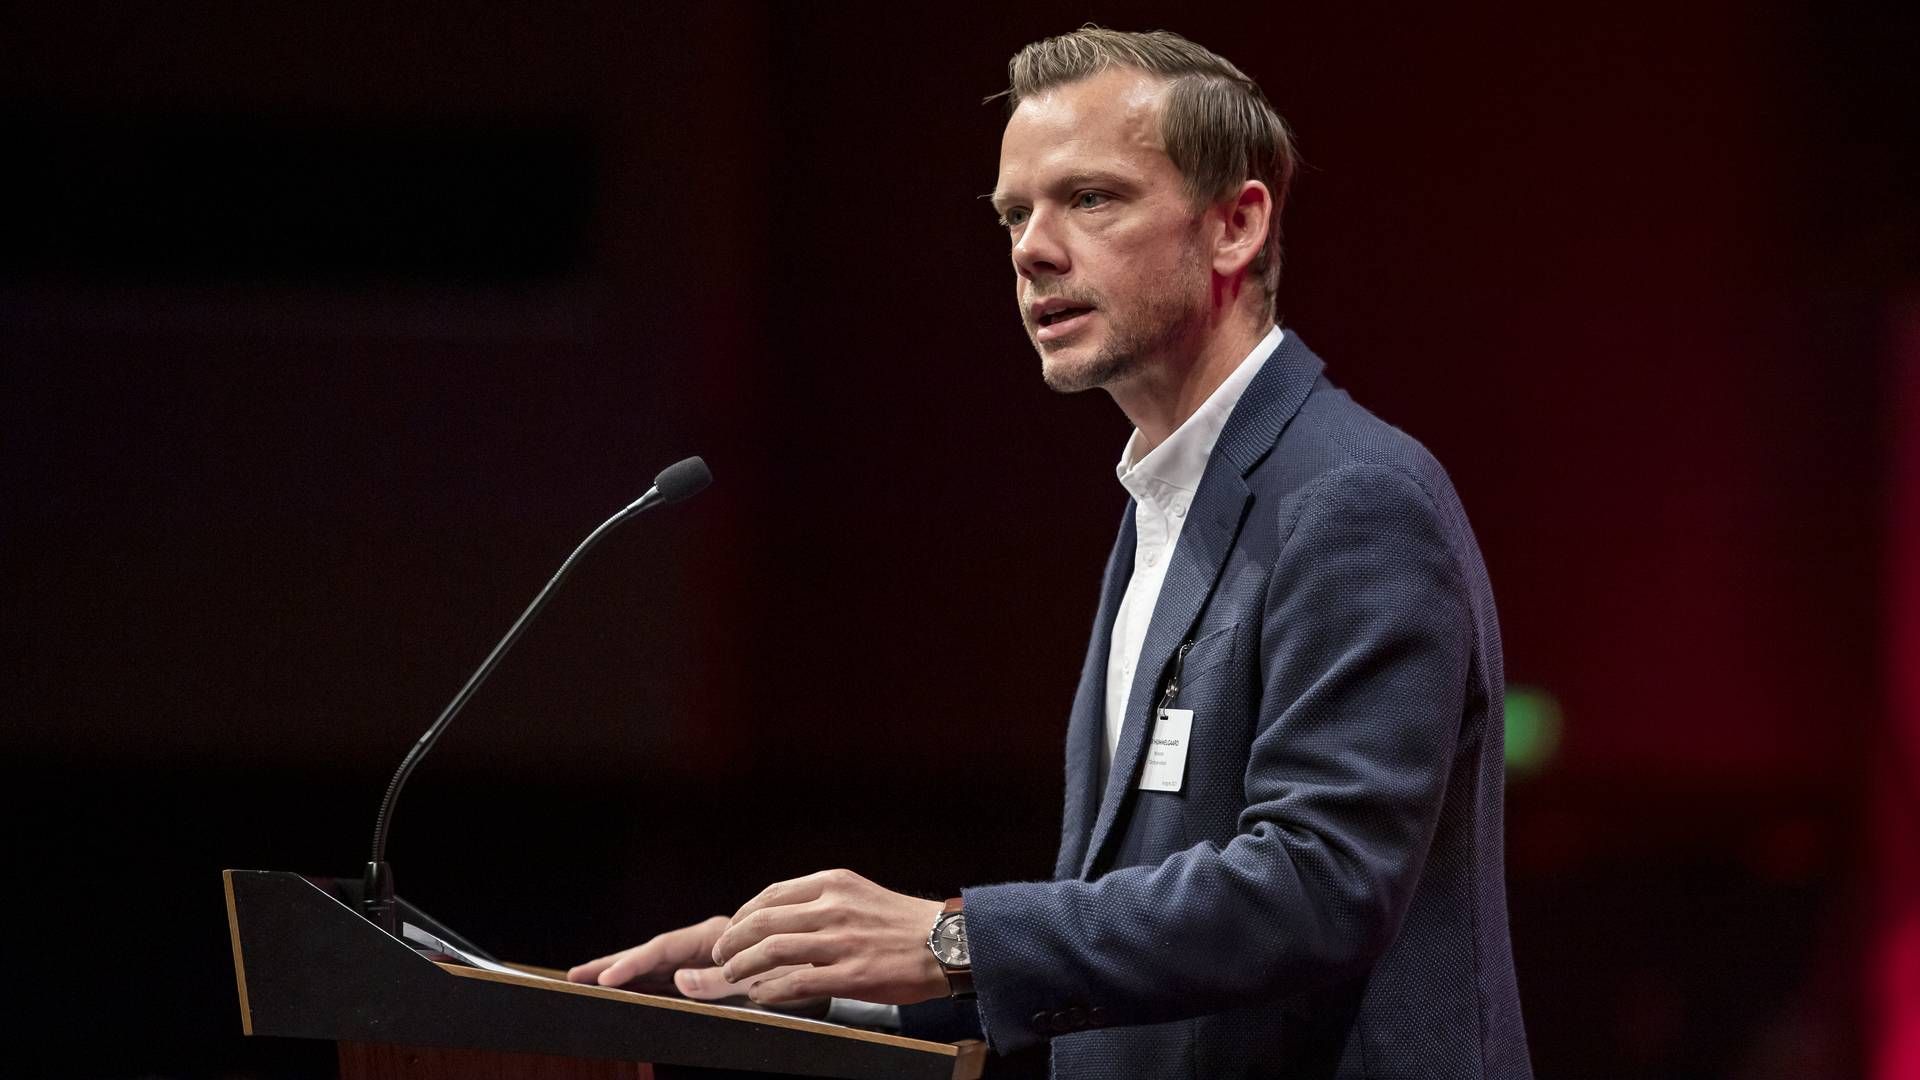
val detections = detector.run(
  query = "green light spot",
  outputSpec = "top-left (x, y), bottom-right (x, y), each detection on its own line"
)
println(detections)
top-left (1504, 685), bottom-right (1562, 775)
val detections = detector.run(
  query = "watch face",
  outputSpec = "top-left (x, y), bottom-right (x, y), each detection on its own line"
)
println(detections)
top-left (932, 913), bottom-right (969, 967)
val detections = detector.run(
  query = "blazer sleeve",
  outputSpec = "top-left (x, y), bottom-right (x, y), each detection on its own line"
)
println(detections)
top-left (962, 462), bottom-right (1474, 1054)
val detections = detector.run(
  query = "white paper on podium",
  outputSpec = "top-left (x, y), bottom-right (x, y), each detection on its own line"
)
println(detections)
top-left (402, 921), bottom-right (554, 980)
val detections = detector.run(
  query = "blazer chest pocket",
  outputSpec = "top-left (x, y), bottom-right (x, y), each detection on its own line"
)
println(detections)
top-left (1177, 621), bottom-right (1240, 686)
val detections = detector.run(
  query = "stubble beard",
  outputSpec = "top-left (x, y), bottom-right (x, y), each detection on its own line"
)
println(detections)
top-left (1032, 246), bottom-right (1208, 395)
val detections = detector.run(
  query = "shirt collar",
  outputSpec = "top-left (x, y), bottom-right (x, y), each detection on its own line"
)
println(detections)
top-left (1115, 325), bottom-right (1285, 503)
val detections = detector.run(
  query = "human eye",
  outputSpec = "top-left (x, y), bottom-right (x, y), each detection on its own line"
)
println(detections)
top-left (998, 206), bottom-right (1030, 229)
top-left (1074, 191), bottom-right (1111, 210)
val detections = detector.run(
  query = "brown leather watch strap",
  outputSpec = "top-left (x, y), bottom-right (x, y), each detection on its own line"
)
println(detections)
top-left (946, 967), bottom-right (975, 998)
top-left (938, 896), bottom-right (974, 999)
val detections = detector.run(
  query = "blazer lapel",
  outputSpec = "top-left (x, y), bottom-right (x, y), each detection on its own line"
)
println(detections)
top-left (1076, 331), bottom-right (1327, 879)
top-left (1079, 475), bottom-right (1250, 878)
top-left (1055, 504), bottom-right (1136, 879)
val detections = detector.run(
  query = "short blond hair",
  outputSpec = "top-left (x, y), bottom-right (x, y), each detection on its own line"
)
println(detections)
top-left (1000, 28), bottom-right (1298, 313)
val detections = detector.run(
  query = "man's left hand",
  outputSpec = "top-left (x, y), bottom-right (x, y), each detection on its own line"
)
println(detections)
top-left (710, 868), bottom-right (948, 1007)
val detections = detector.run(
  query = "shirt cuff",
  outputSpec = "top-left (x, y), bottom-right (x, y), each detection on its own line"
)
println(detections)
top-left (826, 998), bottom-right (903, 1031)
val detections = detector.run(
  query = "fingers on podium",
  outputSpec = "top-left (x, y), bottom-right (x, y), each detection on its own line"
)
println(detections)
top-left (713, 900), bottom-right (832, 965)
top-left (672, 965), bottom-right (742, 999)
top-left (570, 915), bottom-right (729, 987)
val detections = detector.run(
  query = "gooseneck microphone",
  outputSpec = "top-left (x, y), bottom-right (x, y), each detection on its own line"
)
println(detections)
top-left (361, 456), bottom-right (713, 934)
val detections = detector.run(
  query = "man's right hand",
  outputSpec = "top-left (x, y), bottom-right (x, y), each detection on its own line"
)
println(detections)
top-left (567, 916), bottom-right (821, 1010)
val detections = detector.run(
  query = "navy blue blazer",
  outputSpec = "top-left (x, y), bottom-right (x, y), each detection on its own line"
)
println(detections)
top-left (919, 333), bottom-right (1530, 1078)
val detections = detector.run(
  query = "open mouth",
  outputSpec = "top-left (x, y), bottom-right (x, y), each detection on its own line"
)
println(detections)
top-left (1039, 306), bottom-right (1093, 327)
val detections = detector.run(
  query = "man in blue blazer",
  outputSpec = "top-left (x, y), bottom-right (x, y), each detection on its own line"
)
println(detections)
top-left (573, 27), bottom-right (1531, 1079)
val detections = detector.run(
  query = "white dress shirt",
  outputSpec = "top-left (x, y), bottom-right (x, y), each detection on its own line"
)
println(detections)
top-left (1104, 325), bottom-right (1283, 769)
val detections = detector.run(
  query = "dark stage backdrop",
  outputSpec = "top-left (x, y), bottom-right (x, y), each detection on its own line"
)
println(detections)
top-left (3, 4), bottom-right (1915, 1077)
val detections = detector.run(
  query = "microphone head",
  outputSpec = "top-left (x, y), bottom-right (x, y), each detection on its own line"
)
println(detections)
top-left (653, 456), bottom-right (712, 504)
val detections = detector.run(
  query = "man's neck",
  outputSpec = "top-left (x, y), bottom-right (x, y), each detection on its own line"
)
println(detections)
top-left (1109, 314), bottom-right (1269, 454)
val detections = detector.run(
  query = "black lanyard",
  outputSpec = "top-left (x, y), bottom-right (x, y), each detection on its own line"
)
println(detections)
top-left (1156, 638), bottom-right (1196, 713)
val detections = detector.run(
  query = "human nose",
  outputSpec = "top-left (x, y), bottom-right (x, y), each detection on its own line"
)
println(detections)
top-left (1011, 207), bottom-right (1069, 280)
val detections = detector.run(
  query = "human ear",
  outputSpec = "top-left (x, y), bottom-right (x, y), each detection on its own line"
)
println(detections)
top-left (1212, 180), bottom-right (1272, 281)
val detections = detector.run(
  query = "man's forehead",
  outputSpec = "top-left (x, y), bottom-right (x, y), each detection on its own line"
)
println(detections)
top-left (1006, 67), bottom-right (1169, 143)
top-left (996, 69), bottom-right (1172, 193)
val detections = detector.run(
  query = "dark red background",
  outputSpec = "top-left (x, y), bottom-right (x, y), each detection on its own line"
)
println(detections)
top-left (3, 4), bottom-right (1914, 1077)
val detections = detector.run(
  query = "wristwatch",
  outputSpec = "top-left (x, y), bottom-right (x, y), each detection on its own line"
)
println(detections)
top-left (926, 896), bottom-right (974, 999)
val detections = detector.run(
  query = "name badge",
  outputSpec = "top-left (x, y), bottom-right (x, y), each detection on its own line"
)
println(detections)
top-left (1137, 708), bottom-right (1193, 792)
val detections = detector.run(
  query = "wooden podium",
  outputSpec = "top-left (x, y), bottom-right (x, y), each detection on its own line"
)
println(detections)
top-left (223, 870), bottom-right (985, 1079)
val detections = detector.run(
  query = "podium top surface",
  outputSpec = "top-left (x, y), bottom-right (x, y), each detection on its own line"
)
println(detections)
top-left (223, 869), bottom-right (984, 1080)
